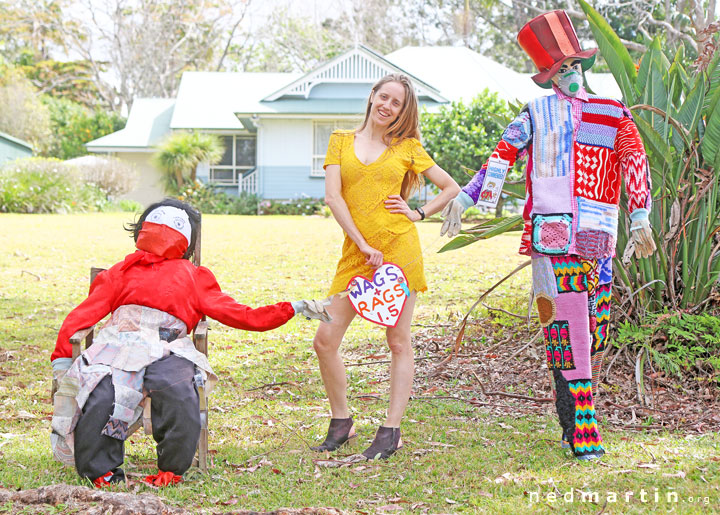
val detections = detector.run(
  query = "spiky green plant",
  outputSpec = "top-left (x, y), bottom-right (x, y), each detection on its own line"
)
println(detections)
top-left (153, 131), bottom-right (224, 193)
top-left (578, 0), bottom-right (720, 316)
top-left (441, 3), bottom-right (720, 319)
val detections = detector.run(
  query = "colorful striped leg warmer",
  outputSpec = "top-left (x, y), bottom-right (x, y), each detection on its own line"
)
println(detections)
top-left (539, 255), bottom-right (605, 458)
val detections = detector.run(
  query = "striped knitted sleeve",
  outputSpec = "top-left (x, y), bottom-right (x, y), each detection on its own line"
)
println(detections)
top-left (615, 116), bottom-right (651, 212)
top-left (462, 110), bottom-right (531, 203)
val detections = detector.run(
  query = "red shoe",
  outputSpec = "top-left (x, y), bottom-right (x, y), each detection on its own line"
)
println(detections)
top-left (92, 468), bottom-right (125, 488)
top-left (144, 470), bottom-right (183, 487)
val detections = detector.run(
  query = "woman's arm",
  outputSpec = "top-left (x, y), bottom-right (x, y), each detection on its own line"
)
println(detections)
top-left (417, 164), bottom-right (461, 217)
top-left (385, 164), bottom-right (461, 222)
top-left (324, 164), bottom-right (383, 268)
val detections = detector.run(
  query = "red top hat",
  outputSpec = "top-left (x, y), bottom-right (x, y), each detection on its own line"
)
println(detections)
top-left (517, 10), bottom-right (597, 89)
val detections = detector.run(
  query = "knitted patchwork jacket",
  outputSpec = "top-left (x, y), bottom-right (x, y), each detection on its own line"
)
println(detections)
top-left (462, 89), bottom-right (651, 259)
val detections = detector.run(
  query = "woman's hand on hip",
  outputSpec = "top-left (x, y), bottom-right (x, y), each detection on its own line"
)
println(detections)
top-left (359, 243), bottom-right (383, 269)
top-left (385, 195), bottom-right (420, 222)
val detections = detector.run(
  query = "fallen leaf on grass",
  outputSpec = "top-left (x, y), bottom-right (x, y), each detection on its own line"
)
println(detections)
top-left (608, 469), bottom-right (635, 475)
top-left (428, 441), bottom-right (455, 448)
top-left (365, 353), bottom-right (387, 360)
top-left (314, 454), bottom-right (365, 468)
top-left (16, 410), bottom-right (36, 419)
top-left (445, 498), bottom-right (457, 504)
top-left (662, 471), bottom-right (686, 478)
top-left (637, 463), bottom-right (660, 469)
top-left (494, 472), bottom-right (518, 484)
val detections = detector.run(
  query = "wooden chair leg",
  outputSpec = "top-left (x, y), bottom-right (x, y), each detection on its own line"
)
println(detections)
top-left (142, 398), bottom-right (153, 434)
top-left (195, 372), bottom-right (208, 472)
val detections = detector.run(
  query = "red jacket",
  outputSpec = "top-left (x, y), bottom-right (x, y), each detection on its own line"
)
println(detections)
top-left (52, 250), bottom-right (295, 361)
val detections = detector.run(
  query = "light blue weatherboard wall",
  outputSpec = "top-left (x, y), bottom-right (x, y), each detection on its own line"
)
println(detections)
top-left (258, 119), bottom-right (325, 199)
top-left (0, 132), bottom-right (33, 164)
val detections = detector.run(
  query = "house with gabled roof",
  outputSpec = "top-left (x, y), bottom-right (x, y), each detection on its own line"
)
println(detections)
top-left (86, 45), bottom-right (619, 206)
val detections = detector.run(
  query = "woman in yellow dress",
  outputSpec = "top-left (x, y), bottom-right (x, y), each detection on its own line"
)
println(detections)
top-left (312, 73), bottom-right (460, 459)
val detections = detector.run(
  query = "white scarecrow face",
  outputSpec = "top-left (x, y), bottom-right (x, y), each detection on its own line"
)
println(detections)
top-left (145, 206), bottom-right (192, 246)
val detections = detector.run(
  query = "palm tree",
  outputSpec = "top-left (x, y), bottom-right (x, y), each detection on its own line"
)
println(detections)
top-left (153, 131), bottom-right (224, 192)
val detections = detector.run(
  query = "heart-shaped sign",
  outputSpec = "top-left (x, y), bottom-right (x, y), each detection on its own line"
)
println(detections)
top-left (346, 263), bottom-right (409, 327)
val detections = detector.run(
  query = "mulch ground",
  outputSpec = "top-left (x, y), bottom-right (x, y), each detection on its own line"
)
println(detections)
top-left (351, 318), bottom-right (720, 433)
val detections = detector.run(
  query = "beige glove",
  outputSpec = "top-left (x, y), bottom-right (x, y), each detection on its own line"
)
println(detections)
top-left (440, 192), bottom-right (474, 238)
top-left (628, 209), bottom-right (656, 259)
top-left (292, 299), bottom-right (332, 323)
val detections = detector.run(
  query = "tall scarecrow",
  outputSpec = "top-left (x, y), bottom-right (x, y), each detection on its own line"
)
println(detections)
top-left (441, 10), bottom-right (656, 460)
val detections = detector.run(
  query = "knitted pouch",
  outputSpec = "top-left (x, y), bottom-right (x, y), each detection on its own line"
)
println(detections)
top-left (531, 213), bottom-right (573, 255)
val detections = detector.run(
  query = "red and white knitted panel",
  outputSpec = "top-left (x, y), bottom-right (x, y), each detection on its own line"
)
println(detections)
top-left (489, 139), bottom-right (520, 167)
top-left (615, 117), bottom-right (645, 160)
top-left (573, 143), bottom-right (621, 204)
top-left (615, 116), bottom-right (650, 211)
top-left (519, 220), bottom-right (532, 256)
top-left (621, 152), bottom-right (649, 211)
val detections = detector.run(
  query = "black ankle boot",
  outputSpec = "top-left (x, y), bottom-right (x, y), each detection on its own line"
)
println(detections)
top-left (362, 426), bottom-right (402, 460)
top-left (311, 417), bottom-right (356, 452)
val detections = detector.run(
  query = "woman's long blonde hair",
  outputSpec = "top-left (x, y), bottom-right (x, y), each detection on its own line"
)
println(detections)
top-left (358, 73), bottom-right (424, 200)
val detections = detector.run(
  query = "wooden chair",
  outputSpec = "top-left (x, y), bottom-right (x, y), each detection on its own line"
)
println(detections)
top-left (57, 226), bottom-right (210, 472)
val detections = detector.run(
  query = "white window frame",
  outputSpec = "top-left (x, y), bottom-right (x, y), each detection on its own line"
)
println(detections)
top-left (311, 119), bottom-right (360, 177)
top-left (209, 134), bottom-right (256, 186)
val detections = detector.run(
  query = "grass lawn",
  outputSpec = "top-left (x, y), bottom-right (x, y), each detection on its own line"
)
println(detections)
top-left (1, 213), bottom-right (718, 513)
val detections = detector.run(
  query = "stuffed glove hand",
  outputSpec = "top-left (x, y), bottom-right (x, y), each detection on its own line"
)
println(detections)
top-left (440, 192), bottom-right (475, 238)
top-left (292, 299), bottom-right (332, 323)
top-left (628, 208), bottom-right (656, 259)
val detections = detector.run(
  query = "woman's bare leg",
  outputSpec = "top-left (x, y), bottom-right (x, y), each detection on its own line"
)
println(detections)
top-left (384, 292), bottom-right (417, 427)
top-left (312, 294), bottom-right (357, 419)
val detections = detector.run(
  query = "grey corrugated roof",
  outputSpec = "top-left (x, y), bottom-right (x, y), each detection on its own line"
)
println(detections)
top-left (170, 72), bottom-right (300, 129)
top-left (0, 130), bottom-right (33, 150)
top-left (386, 46), bottom-right (539, 104)
top-left (387, 46), bottom-right (623, 104)
top-left (86, 98), bottom-right (175, 150)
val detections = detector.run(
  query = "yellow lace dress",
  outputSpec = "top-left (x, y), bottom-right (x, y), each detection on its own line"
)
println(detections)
top-left (324, 130), bottom-right (435, 296)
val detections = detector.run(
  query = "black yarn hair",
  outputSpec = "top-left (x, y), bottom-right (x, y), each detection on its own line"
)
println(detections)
top-left (124, 198), bottom-right (201, 260)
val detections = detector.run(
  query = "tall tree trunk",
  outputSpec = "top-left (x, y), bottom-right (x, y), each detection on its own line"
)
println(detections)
top-left (175, 168), bottom-right (184, 188)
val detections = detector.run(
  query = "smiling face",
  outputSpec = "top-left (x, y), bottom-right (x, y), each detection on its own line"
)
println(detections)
top-left (369, 81), bottom-right (406, 128)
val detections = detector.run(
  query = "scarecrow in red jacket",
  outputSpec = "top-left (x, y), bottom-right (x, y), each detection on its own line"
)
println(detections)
top-left (51, 198), bottom-right (330, 486)
top-left (441, 11), bottom-right (656, 460)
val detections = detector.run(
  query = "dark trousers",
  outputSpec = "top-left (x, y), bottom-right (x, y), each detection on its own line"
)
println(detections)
top-left (74, 354), bottom-right (201, 480)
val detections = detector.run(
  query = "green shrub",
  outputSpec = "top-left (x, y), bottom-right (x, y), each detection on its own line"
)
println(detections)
top-left (420, 89), bottom-right (512, 187)
top-left (68, 155), bottom-right (139, 197)
top-left (0, 157), bottom-right (107, 213)
top-left (178, 181), bottom-right (259, 215)
top-left (43, 96), bottom-right (126, 160)
top-left (616, 312), bottom-right (720, 382)
top-left (257, 197), bottom-right (324, 216)
top-left (99, 198), bottom-right (144, 213)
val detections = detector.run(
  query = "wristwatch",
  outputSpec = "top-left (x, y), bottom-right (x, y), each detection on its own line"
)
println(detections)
top-left (415, 207), bottom-right (426, 221)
